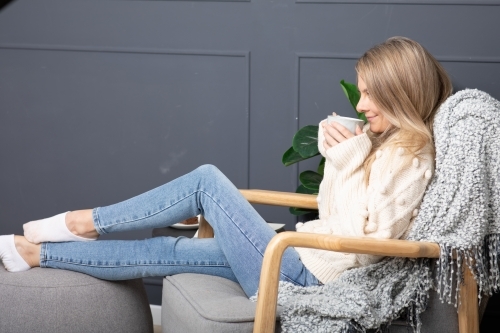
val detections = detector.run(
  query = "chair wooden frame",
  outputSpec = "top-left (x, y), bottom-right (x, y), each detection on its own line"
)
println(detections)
top-left (197, 189), bottom-right (479, 333)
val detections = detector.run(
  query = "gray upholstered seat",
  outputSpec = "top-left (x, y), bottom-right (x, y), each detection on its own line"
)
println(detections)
top-left (0, 265), bottom-right (154, 333)
top-left (161, 272), bottom-right (460, 333)
top-left (162, 273), bottom-right (281, 333)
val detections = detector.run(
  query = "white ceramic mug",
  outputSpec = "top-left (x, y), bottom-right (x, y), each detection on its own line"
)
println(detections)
top-left (327, 115), bottom-right (364, 134)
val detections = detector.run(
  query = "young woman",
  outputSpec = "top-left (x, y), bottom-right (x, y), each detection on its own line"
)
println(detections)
top-left (0, 37), bottom-right (452, 298)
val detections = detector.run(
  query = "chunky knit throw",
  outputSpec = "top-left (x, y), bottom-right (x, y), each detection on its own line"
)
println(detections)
top-left (276, 89), bottom-right (500, 332)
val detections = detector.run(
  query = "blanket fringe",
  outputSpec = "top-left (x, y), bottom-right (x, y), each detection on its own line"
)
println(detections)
top-left (436, 234), bottom-right (500, 308)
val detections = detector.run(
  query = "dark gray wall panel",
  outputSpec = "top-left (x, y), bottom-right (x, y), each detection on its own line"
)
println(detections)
top-left (298, 56), bottom-right (358, 126)
top-left (441, 60), bottom-right (500, 93)
top-left (0, 46), bottom-right (249, 238)
top-left (293, 4), bottom-right (500, 58)
top-left (0, 1), bottom-right (253, 49)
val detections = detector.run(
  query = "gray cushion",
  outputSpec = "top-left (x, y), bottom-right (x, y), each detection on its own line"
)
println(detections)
top-left (162, 273), bottom-right (281, 333)
top-left (0, 265), bottom-right (153, 333)
top-left (162, 273), bottom-right (462, 333)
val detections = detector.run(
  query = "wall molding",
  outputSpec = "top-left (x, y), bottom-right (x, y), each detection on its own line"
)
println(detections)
top-left (0, 43), bottom-right (252, 188)
top-left (0, 43), bottom-right (248, 58)
top-left (295, 0), bottom-right (500, 5)
top-left (295, 52), bottom-right (500, 63)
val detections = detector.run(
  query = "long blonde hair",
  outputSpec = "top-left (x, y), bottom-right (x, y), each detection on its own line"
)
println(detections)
top-left (356, 37), bottom-right (453, 183)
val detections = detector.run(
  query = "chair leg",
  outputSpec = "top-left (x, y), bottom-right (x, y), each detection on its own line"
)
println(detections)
top-left (198, 215), bottom-right (214, 238)
top-left (458, 264), bottom-right (479, 333)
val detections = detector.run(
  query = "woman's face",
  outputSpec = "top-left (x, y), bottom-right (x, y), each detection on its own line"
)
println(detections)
top-left (356, 76), bottom-right (391, 133)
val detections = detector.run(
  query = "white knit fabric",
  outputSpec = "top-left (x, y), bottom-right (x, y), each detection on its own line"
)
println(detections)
top-left (295, 123), bottom-right (434, 284)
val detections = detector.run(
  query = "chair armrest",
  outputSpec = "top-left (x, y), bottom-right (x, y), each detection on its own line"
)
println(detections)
top-left (199, 189), bottom-right (317, 239)
top-left (253, 232), bottom-right (440, 333)
top-left (263, 232), bottom-right (441, 258)
top-left (239, 189), bottom-right (318, 209)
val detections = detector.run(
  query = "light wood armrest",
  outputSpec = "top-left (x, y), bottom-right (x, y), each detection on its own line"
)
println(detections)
top-left (253, 232), bottom-right (440, 333)
top-left (267, 232), bottom-right (440, 258)
top-left (199, 189), bottom-right (317, 238)
top-left (239, 189), bottom-right (318, 209)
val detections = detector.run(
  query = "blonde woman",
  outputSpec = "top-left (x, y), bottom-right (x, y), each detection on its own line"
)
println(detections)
top-left (0, 37), bottom-right (452, 298)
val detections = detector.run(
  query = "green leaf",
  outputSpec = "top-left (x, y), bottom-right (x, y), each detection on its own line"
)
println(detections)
top-left (317, 157), bottom-right (325, 176)
top-left (289, 184), bottom-right (319, 216)
top-left (295, 184), bottom-right (317, 195)
top-left (289, 207), bottom-right (317, 216)
top-left (282, 146), bottom-right (309, 166)
top-left (299, 170), bottom-right (322, 191)
top-left (340, 80), bottom-right (360, 111)
top-left (292, 125), bottom-right (319, 158)
top-left (340, 80), bottom-right (367, 123)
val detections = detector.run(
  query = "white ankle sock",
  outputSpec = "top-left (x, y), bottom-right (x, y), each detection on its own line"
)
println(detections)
top-left (0, 235), bottom-right (31, 272)
top-left (23, 212), bottom-right (97, 244)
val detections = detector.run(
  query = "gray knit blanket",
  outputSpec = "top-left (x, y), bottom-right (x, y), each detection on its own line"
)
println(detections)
top-left (277, 89), bottom-right (500, 332)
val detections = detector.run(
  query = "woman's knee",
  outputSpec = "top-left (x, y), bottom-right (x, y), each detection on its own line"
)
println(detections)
top-left (194, 164), bottom-right (224, 179)
top-left (192, 164), bottom-right (235, 191)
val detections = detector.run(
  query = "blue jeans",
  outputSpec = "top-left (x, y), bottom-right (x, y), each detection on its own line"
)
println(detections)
top-left (40, 165), bottom-right (319, 297)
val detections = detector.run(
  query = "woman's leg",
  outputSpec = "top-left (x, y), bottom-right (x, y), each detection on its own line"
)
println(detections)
top-left (42, 237), bottom-right (239, 282)
top-left (39, 164), bottom-right (319, 297)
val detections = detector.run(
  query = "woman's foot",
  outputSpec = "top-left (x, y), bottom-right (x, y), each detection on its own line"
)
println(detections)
top-left (23, 210), bottom-right (99, 244)
top-left (0, 235), bottom-right (39, 272)
top-left (65, 210), bottom-right (100, 240)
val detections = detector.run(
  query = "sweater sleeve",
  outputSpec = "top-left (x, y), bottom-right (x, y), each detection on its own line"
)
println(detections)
top-left (318, 120), bottom-right (371, 166)
top-left (298, 127), bottom-right (372, 228)
top-left (317, 120), bottom-right (329, 159)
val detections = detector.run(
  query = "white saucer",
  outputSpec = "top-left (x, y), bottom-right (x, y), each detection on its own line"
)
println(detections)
top-left (268, 223), bottom-right (285, 232)
top-left (170, 223), bottom-right (199, 230)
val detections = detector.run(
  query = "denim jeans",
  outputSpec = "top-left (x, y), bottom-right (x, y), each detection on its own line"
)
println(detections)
top-left (40, 164), bottom-right (319, 297)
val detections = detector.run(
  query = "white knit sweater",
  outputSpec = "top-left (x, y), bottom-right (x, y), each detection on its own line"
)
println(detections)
top-left (295, 122), bottom-right (434, 284)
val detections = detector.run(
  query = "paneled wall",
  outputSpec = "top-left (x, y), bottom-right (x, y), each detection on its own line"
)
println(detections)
top-left (1, 0), bottom-right (499, 305)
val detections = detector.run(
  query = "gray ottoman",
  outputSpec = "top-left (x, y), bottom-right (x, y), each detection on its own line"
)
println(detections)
top-left (0, 265), bottom-right (153, 333)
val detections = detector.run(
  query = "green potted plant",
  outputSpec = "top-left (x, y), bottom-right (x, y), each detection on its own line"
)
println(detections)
top-left (281, 80), bottom-right (367, 216)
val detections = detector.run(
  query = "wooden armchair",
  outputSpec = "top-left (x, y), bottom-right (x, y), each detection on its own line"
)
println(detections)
top-left (197, 189), bottom-right (479, 333)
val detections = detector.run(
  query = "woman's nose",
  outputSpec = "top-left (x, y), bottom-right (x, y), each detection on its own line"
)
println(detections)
top-left (356, 97), bottom-right (367, 113)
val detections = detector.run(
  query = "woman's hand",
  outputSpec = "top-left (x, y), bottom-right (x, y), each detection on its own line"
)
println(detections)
top-left (322, 114), bottom-right (363, 150)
